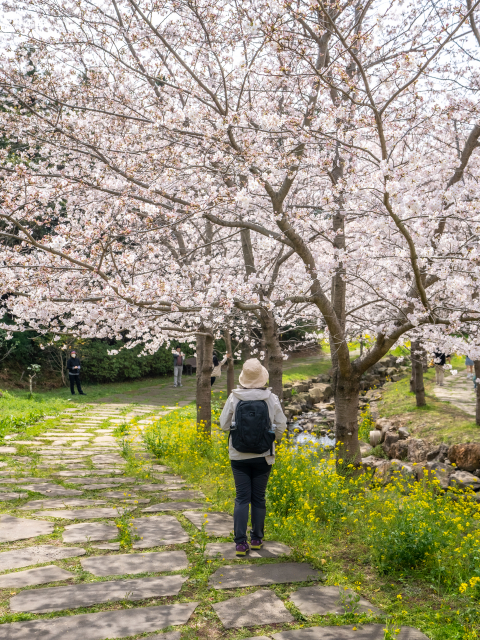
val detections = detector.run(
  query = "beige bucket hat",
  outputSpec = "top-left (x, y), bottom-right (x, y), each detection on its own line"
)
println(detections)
top-left (239, 358), bottom-right (269, 388)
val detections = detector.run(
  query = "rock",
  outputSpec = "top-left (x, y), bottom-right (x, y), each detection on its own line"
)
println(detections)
top-left (283, 388), bottom-right (292, 401)
top-left (0, 546), bottom-right (86, 571)
top-left (0, 565), bottom-right (74, 588)
top-left (310, 383), bottom-right (333, 402)
top-left (398, 427), bottom-right (410, 440)
top-left (289, 585), bottom-right (380, 616)
top-left (182, 511), bottom-right (233, 537)
top-left (382, 431), bottom-right (399, 456)
top-left (212, 589), bottom-right (293, 629)
top-left (2, 602), bottom-right (198, 639)
top-left (449, 471), bottom-right (480, 492)
top-left (359, 442), bottom-right (373, 457)
top-left (361, 456), bottom-right (385, 472)
top-left (205, 541), bottom-right (291, 560)
top-left (448, 443), bottom-right (480, 472)
top-left (80, 551), bottom-right (188, 577)
top-left (292, 382), bottom-right (309, 393)
top-left (391, 374), bottom-right (403, 382)
top-left (10, 575), bottom-right (188, 613)
top-left (375, 460), bottom-right (414, 484)
top-left (407, 438), bottom-right (428, 463)
top-left (426, 443), bottom-right (449, 463)
top-left (389, 440), bottom-right (408, 460)
top-left (209, 563), bottom-right (322, 589)
top-left (0, 515), bottom-right (54, 543)
top-left (369, 431), bottom-right (382, 447)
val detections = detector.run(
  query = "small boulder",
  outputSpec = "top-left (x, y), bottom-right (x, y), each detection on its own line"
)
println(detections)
top-left (359, 441), bottom-right (373, 457)
top-left (382, 431), bottom-right (399, 456)
top-left (407, 438), bottom-right (428, 463)
top-left (449, 470), bottom-right (480, 492)
top-left (426, 443), bottom-right (449, 463)
top-left (376, 459), bottom-right (414, 484)
top-left (309, 384), bottom-right (333, 403)
top-left (361, 456), bottom-right (385, 472)
top-left (448, 443), bottom-right (480, 472)
top-left (390, 440), bottom-right (408, 460)
top-left (398, 427), bottom-right (410, 440)
top-left (416, 462), bottom-right (454, 489)
top-left (292, 382), bottom-right (310, 394)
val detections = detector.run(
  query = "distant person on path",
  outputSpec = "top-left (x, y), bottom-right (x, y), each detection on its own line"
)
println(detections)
top-left (465, 356), bottom-right (475, 379)
top-left (211, 351), bottom-right (230, 386)
top-left (434, 351), bottom-right (450, 386)
top-left (220, 358), bottom-right (287, 557)
top-left (66, 350), bottom-right (86, 395)
top-left (173, 346), bottom-right (184, 387)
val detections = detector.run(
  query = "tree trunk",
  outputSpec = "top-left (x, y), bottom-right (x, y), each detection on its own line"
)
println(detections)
top-left (334, 374), bottom-right (361, 466)
top-left (259, 311), bottom-right (283, 402)
top-left (411, 339), bottom-right (426, 407)
top-left (224, 329), bottom-right (235, 396)
top-left (475, 360), bottom-right (480, 426)
top-left (196, 328), bottom-right (213, 435)
top-left (409, 352), bottom-right (415, 393)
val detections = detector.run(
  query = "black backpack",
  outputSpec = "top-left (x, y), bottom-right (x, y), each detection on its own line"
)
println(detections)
top-left (230, 400), bottom-right (276, 455)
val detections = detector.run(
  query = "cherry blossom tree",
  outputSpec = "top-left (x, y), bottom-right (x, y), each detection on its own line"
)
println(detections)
top-left (2, 0), bottom-right (480, 461)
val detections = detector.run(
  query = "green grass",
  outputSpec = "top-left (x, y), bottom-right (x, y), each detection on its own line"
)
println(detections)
top-left (378, 358), bottom-right (479, 444)
top-left (0, 389), bottom-right (73, 439)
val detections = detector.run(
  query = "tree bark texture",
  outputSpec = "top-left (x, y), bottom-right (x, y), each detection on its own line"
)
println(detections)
top-left (259, 310), bottom-right (283, 402)
top-left (334, 374), bottom-right (361, 465)
top-left (196, 329), bottom-right (213, 435)
top-left (475, 360), bottom-right (480, 426)
top-left (411, 340), bottom-right (426, 407)
top-left (224, 329), bottom-right (235, 396)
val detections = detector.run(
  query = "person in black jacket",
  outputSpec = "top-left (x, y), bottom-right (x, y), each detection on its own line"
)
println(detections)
top-left (66, 351), bottom-right (86, 395)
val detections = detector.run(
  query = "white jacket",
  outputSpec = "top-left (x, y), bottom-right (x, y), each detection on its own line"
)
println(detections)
top-left (219, 387), bottom-right (287, 464)
top-left (212, 355), bottom-right (228, 377)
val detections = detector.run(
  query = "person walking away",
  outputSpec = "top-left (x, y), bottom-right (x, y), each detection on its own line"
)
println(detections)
top-left (173, 347), bottom-right (184, 387)
top-left (466, 355), bottom-right (475, 379)
top-left (434, 351), bottom-right (450, 386)
top-left (66, 350), bottom-right (86, 395)
top-left (220, 358), bottom-right (287, 557)
top-left (211, 351), bottom-right (230, 386)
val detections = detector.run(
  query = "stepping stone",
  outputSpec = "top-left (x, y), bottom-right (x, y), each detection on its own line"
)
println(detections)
top-left (143, 502), bottom-right (206, 512)
top-left (143, 634), bottom-right (181, 640)
top-left (91, 542), bottom-right (121, 550)
top-left (166, 490), bottom-right (205, 500)
top-left (19, 484), bottom-right (83, 497)
top-left (3, 601), bottom-right (198, 639)
top-left (270, 625), bottom-right (429, 639)
top-left (0, 492), bottom-right (25, 500)
top-left (0, 565), bottom-right (74, 588)
top-left (131, 516), bottom-right (190, 548)
top-left (10, 574), bottom-right (188, 613)
top-left (289, 586), bottom-right (380, 616)
top-left (80, 478), bottom-right (135, 484)
top-left (209, 563), bottom-right (322, 589)
top-left (0, 515), bottom-right (54, 542)
top-left (35, 508), bottom-right (130, 519)
top-left (62, 522), bottom-right (117, 543)
top-left (20, 499), bottom-right (107, 510)
top-left (150, 465), bottom-right (171, 472)
top-left (81, 483), bottom-right (132, 490)
top-left (0, 545), bottom-right (86, 570)
top-left (92, 455), bottom-right (124, 463)
top-left (102, 490), bottom-right (138, 498)
top-left (137, 484), bottom-right (170, 492)
top-left (0, 446), bottom-right (16, 453)
top-left (213, 589), bottom-right (294, 629)
top-left (81, 550), bottom-right (188, 576)
top-left (206, 541), bottom-right (291, 560)
top-left (183, 511), bottom-right (233, 536)
top-left (0, 478), bottom-right (49, 484)
top-left (122, 499), bottom-right (151, 504)
top-left (54, 471), bottom-right (98, 477)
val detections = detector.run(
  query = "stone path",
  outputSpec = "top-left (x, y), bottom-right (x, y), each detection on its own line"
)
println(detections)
top-left (433, 369), bottom-right (476, 415)
top-left (0, 402), bottom-right (430, 639)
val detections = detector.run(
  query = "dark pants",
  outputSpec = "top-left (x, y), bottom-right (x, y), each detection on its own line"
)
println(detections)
top-left (230, 457), bottom-right (271, 543)
top-left (211, 376), bottom-right (216, 386)
top-left (69, 374), bottom-right (83, 394)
